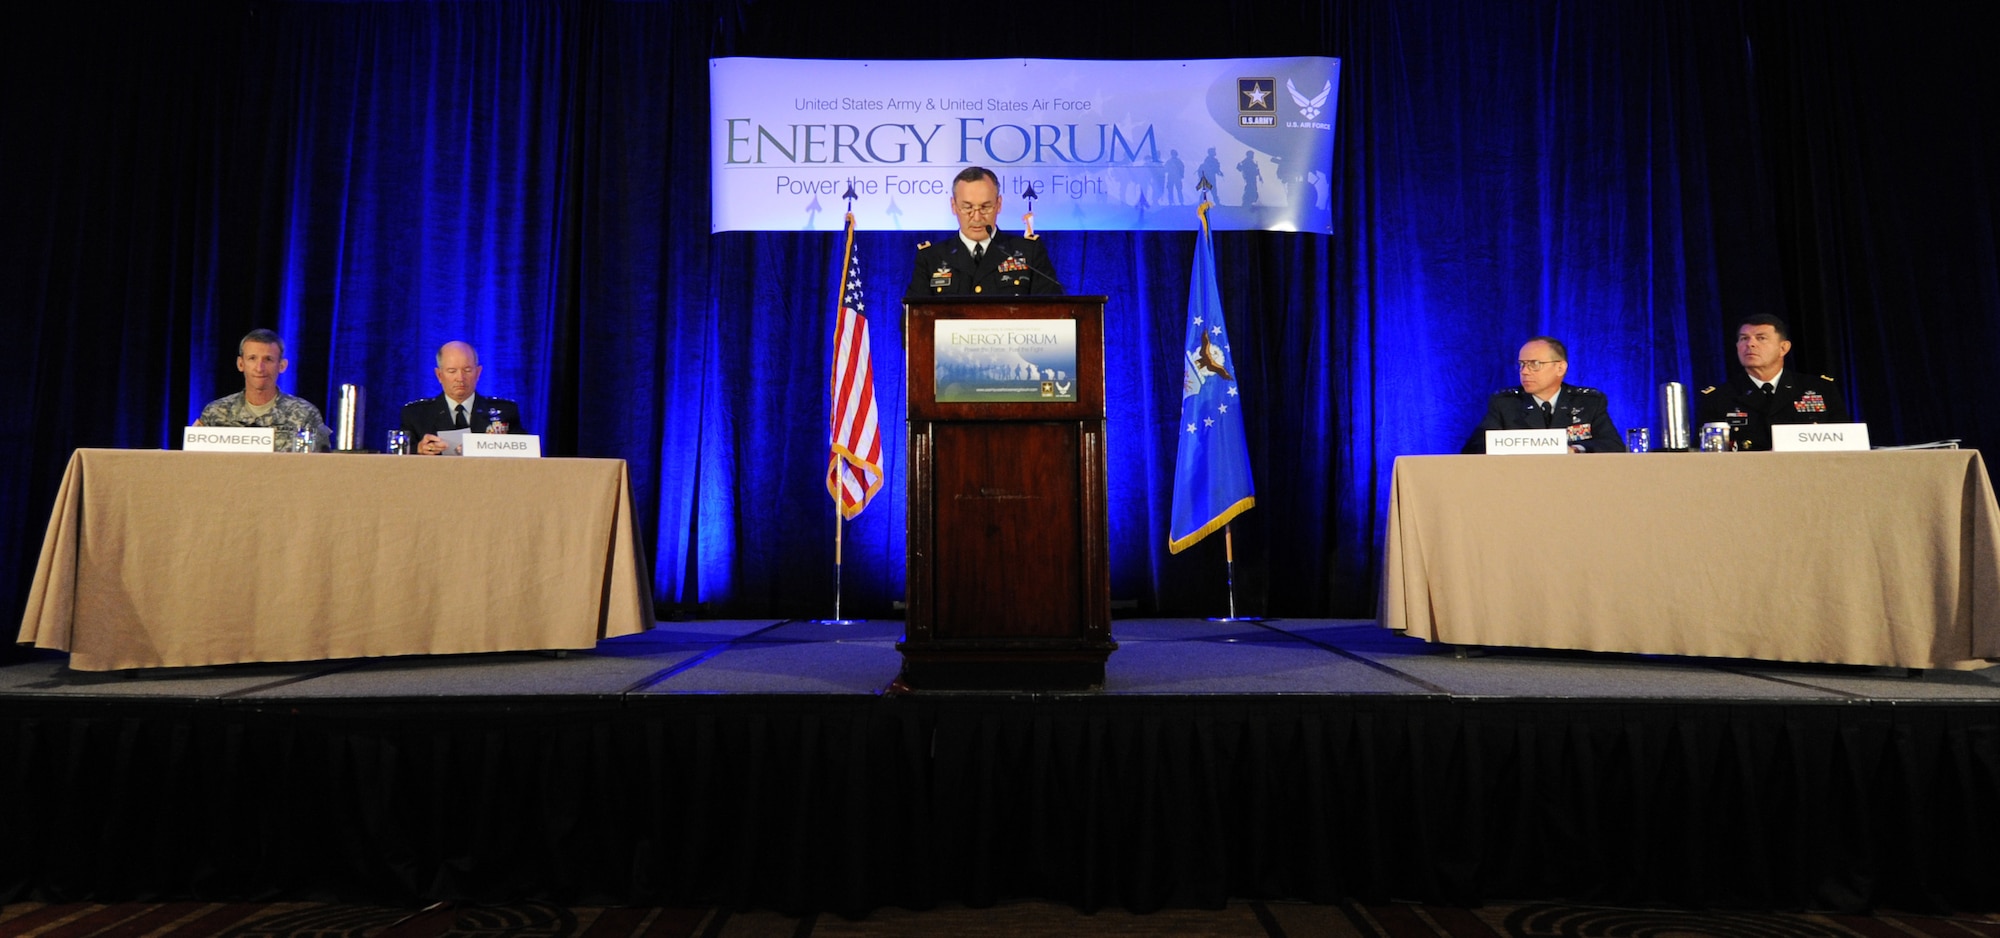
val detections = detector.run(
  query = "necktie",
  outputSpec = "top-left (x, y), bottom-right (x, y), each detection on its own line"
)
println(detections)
top-left (1540, 401), bottom-right (1553, 426)
top-left (1760, 383), bottom-right (1776, 396)
top-left (453, 404), bottom-right (468, 429)
top-left (972, 243), bottom-right (985, 262)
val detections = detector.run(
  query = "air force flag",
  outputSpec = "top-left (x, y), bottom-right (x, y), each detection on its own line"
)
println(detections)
top-left (1169, 201), bottom-right (1256, 553)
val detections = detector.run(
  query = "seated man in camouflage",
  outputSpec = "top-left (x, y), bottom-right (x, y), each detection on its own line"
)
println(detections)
top-left (193, 328), bottom-right (332, 451)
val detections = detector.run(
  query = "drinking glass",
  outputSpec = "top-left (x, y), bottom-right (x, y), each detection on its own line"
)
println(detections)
top-left (1699, 423), bottom-right (1731, 452)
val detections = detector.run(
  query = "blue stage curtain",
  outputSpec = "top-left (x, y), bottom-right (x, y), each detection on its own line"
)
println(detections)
top-left (4, 0), bottom-right (1997, 626)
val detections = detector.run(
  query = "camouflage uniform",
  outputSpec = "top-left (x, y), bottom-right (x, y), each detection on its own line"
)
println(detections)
top-left (196, 391), bottom-right (333, 452)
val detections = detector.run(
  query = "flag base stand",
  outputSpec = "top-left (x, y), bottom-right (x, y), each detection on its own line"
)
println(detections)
top-left (809, 618), bottom-right (867, 626)
top-left (1200, 524), bottom-right (1259, 624)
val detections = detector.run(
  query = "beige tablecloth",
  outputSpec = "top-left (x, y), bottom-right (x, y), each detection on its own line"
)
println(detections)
top-left (1380, 450), bottom-right (2000, 669)
top-left (17, 449), bottom-right (655, 671)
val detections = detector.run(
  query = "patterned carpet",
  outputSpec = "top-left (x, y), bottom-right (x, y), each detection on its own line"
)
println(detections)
top-left (6, 900), bottom-right (2000, 937)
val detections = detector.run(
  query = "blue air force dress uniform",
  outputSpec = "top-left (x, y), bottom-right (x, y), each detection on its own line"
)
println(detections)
top-left (904, 230), bottom-right (1061, 299)
top-left (1695, 371), bottom-right (1849, 451)
top-left (400, 394), bottom-right (528, 439)
top-left (1462, 384), bottom-right (1626, 454)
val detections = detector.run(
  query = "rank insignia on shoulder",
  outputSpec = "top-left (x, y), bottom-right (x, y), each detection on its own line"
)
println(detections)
top-left (1023, 232), bottom-right (1039, 240)
top-left (1820, 375), bottom-right (1835, 382)
top-left (916, 241), bottom-right (931, 250)
top-left (1699, 386), bottom-right (1716, 394)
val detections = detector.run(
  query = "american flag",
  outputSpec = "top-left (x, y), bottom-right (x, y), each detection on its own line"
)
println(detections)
top-left (826, 221), bottom-right (883, 518)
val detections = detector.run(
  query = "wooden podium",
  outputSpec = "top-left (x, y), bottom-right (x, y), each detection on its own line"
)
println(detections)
top-left (900, 296), bottom-right (1116, 689)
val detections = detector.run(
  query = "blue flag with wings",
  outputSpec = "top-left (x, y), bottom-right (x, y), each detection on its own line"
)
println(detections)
top-left (1169, 203), bottom-right (1256, 553)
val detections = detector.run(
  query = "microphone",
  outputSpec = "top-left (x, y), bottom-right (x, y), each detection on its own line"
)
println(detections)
top-left (984, 225), bottom-right (1067, 294)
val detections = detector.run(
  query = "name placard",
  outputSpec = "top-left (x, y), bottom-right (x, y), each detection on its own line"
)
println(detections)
top-left (182, 426), bottom-right (275, 453)
top-left (1484, 429), bottom-right (1569, 455)
top-left (462, 434), bottom-right (542, 458)
top-left (1771, 423), bottom-right (1869, 452)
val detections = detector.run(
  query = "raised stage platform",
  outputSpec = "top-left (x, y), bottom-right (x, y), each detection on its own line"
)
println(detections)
top-left (5, 618), bottom-right (2000, 915)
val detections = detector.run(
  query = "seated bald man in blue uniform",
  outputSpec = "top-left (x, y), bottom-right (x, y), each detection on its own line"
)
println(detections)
top-left (400, 341), bottom-right (527, 455)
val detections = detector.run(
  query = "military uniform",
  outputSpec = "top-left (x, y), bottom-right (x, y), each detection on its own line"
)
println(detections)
top-left (1462, 384), bottom-right (1625, 453)
top-left (904, 231), bottom-right (1061, 299)
top-left (1695, 371), bottom-right (1850, 451)
top-left (195, 391), bottom-right (333, 451)
top-left (401, 394), bottom-right (527, 439)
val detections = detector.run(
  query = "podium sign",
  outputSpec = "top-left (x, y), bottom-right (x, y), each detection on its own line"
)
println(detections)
top-left (902, 296), bottom-right (1115, 689)
top-left (933, 318), bottom-right (1079, 403)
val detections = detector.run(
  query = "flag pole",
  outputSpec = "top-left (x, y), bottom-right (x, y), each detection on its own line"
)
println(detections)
top-left (821, 209), bottom-right (861, 626)
top-left (1225, 524), bottom-right (1237, 620)
top-left (817, 183), bottom-right (875, 626)
top-left (832, 512), bottom-right (847, 622)
top-left (1208, 522), bottom-right (1263, 623)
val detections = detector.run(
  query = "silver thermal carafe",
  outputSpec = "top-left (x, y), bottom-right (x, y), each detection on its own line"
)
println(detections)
top-left (334, 383), bottom-right (364, 451)
top-left (1658, 381), bottom-right (1691, 451)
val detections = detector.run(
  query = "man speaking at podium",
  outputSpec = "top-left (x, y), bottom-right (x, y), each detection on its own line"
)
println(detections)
top-left (905, 166), bottom-right (1063, 298)
top-left (401, 340), bottom-right (528, 455)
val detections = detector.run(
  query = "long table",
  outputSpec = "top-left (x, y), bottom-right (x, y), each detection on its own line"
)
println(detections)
top-left (1380, 450), bottom-right (2000, 669)
top-left (17, 449), bottom-right (656, 671)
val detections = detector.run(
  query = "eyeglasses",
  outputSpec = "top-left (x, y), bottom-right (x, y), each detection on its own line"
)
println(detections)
top-left (956, 203), bottom-right (997, 217)
top-left (1517, 359), bottom-right (1565, 373)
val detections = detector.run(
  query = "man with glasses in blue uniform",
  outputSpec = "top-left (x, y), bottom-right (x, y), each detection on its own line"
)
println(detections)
top-left (904, 166), bottom-right (1062, 299)
top-left (1463, 336), bottom-right (1626, 454)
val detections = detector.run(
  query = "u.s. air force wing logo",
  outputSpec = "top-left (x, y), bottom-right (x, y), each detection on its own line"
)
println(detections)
top-left (1238, 78), bottom-right (1276, 127)
top-left (1287, 79), bottom-right (1331, 120)
top-left (1284, 78), bottom-right (1335, 131)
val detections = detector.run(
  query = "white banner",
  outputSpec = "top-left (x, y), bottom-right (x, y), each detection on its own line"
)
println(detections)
top-left (710, 57), bottom-right (1340, 233)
